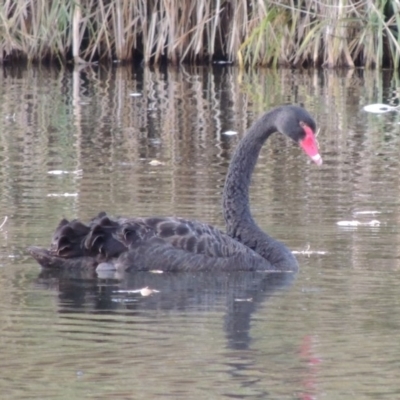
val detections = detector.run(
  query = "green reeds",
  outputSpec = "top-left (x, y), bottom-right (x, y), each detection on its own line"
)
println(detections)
top-left (0, 0), bottom-right (400, 68)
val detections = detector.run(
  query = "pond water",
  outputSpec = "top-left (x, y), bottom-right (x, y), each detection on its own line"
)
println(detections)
top-left (1, 65), bottom-right (400, 399)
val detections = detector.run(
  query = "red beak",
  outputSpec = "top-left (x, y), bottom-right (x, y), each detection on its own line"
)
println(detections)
top-left (299, 125), bottom-right (322, 166)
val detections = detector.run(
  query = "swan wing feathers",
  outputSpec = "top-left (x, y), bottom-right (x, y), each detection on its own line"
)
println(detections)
top-left (32, 212), bottom-right (272, 271)
top-left (119, 216), bottom-right (249, 258)
top-left (115, 238), bottom-right (264, 272)
top-left (50, 218), bottom-right (90, 257)
top-left (50, 213), bottom-right (257, 260)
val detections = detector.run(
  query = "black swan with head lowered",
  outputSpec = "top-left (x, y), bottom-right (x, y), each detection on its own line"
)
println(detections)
top-left (28, 105), bottom-right (322, 272)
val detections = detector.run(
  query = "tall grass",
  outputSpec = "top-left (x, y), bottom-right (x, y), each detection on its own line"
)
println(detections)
top-left (0, 0), bottom-right (400, 67)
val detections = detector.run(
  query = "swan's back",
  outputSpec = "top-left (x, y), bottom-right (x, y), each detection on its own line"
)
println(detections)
top-left (28, 212), bottom-right (272, 271)
top-left (53, 212), bottom-right (263, 259)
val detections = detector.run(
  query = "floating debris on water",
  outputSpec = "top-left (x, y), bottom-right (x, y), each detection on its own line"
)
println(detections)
top-left (213, 60), bottom-right (233, 65)
top-left (223, 130), bottom-right (237, 136)
top-left (0, 216), bottom-right (7, 230)
top-left (115, 287), bottom-right (160, 297)
top-left (292, 245), bottom-right (327, 256)
top-left (47, 193), bottom-right (78, 197)
top-left (336, 219), bottom-right (381, 227)
top-left (353, 210), bottom-right (381, 216)
top-left (5, 113), bottom-right (16, 121)
top-left (301, 287), bottom-right (321, 293)
top-left (48, 170), bottom-right (82, 175)
top-left (363, 103), bottom-right (400, 114)
top-left (149, 159), bottom-right (164, 166)
top-left (140, 287), bottom-right (160, 296)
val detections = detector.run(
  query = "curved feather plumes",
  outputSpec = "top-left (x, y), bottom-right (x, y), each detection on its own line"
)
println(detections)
top-left (28, 105), bottom-right (320, 273)
top-left (29, 212), bottom-right (271, 272)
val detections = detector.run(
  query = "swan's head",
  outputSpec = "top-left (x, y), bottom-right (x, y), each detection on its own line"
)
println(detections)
top-left (276, 106), bottom-right (322, 166)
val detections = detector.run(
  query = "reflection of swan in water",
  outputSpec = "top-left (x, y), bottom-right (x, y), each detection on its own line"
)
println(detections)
top-left (35, 268), bottom-right (296, 350)
top-left (33, 266), bottom-right (296, 397)
top-left (29, 105), bottom-right (321, 272)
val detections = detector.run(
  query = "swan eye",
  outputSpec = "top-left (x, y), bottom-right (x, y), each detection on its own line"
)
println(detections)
top-left (299, 120), bottom-right (309, 133)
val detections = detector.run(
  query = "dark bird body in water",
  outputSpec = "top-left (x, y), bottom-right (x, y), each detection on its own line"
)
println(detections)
top-left (29, 105), bottom-right (322, 272)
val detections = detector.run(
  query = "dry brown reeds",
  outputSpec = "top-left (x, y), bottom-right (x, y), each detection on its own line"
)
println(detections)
top-left (0, 0), bottom-right (399, 68)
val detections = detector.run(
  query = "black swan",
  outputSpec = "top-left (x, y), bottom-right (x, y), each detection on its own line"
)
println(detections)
top-left (28, 105), bottom-right (322, 272)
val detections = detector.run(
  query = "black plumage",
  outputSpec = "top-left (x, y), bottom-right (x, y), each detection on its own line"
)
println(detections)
top-left (29, 105), bottom-right (321, 272)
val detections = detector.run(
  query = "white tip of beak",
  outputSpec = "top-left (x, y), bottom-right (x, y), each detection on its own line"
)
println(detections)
top-left (312, 153), bottom-right (323, 166)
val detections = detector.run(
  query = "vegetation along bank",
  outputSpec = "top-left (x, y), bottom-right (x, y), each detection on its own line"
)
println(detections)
top-left (0, 0), bottom-right (399, 68)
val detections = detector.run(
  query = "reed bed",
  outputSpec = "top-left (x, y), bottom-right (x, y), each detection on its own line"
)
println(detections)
top-left (0, 0), bottom-right (399, 67)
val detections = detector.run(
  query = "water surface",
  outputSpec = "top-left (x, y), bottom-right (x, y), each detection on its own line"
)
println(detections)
top-left (1, 66), bottom-right (400, 399)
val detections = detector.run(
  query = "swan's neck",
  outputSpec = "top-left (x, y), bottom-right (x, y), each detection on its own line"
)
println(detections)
top-left (223, 112), bottom-right (275, 236)
top-left (222, 111), bottom-right (298, 272)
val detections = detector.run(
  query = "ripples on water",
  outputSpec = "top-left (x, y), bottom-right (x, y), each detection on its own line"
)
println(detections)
top-left (1, 66), bottom-right (400, 398)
